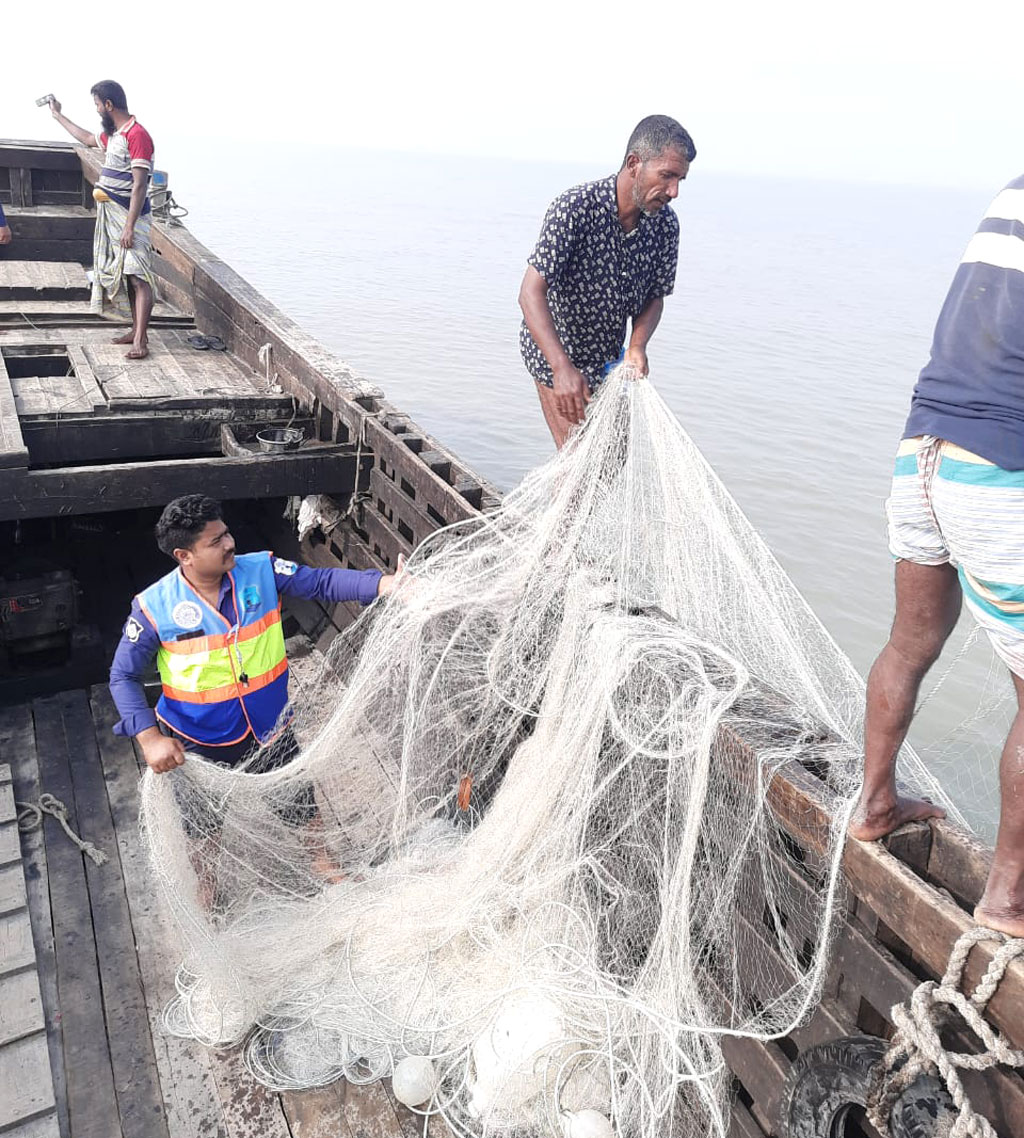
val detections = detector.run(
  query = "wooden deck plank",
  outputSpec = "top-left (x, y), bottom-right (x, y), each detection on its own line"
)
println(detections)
top-left (0, 860), bottom-right (28, 916)
top-left (0, 764), bottom-right (13, 822)
top-left (0, 970), bottom-right (45, 1046)
top-left (339, 1080), bottom-right (406, 1138)
top-left (10, 373), bottom-right (100, 418)
top-left (1, 703), bottom-right (69, 1138)
top-left (3, 1115), bottom-right (62, 1138)
top-left (280, 1085), bottom-right (354, 1138)
top-left (0, 1034), bottom-right (56, 1130)
top-left (163, 329), bottom-right (263, 394)
top-left (86, 329), bottom-right (262, 405)
top-left (0, 261), bottom-right (89, 301)
top-left (0, 299), bottom-right (188, 321)
top-left (58, 690), bottom-right (171, 1138)
top-left (0, 909), bottom-right (35, 975)
top-left (32, 693), bottom-right (122, 1138)
top-left (88, 684), bottom-right (230, 1138)
top-left (0, 755), bottom-right (58, 1135)
top-left (204, 1047), bottom-right (294, 1138)
top-left (0, 355), bottom-right (30, 469)
top-left (0, 818), bottom-right (20, 867)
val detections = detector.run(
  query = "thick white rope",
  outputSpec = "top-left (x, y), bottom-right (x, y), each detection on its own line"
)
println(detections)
top-left (17, 794), bottom-right (108, 867)
top-left (869, 926), bottom-right (1024, 1138)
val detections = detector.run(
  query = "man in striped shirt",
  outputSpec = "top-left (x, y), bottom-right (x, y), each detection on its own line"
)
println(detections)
top-left (852, 174), bottom-right (1024, 938)
top-left (49, 82), bottom-right (158, 359)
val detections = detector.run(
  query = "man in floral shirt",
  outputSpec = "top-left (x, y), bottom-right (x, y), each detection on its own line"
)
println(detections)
top-left (519, 115), bottom-right (696, 447)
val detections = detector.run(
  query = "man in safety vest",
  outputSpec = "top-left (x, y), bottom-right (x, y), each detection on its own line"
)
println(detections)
top-left (109, 494), bottom-right (402, 774)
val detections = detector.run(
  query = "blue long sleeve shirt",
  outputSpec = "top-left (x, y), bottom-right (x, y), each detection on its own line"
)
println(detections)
top-left (0, 203), bottom-right (7, 227)
top-left (109, 555), bottom-right (382, 737)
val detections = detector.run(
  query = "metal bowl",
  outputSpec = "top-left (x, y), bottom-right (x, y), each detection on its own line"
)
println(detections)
top-left (256, 427), bottom-right (304, 454)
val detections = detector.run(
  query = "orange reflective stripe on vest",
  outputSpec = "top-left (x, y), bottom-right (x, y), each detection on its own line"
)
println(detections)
top-left (160, 655), bottom-right (289, 704)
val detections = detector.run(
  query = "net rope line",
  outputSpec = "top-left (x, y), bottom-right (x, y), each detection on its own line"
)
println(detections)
top-left (17, 793), bottom-right (108, 866)
top-left (868, 927), bottom-right (1024, 1138)
top-left (139, 366), bottom-right (961, 1138)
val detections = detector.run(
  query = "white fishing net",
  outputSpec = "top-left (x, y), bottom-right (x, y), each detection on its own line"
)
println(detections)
top-left (139, 367), bottom-right (957, 1138)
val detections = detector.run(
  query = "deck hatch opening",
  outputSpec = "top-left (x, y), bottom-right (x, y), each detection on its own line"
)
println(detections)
top-left (1, 345), bottom-right (75, 379)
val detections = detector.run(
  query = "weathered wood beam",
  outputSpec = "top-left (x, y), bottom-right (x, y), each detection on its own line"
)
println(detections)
top-left (0, 238), bottom-right (93, 265)
top-left (0, 450), bottom-right (358, 519)
top-left (754, 744), bottom-right (1024, 1045)
top-left (2, 207), bottom-right (94, 242)
top-left (20, 410), bottom-right (308, 467)
top-left (0, 141), bottom-right (81, 172)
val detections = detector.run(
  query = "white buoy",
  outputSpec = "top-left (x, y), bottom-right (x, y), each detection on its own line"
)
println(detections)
top-left (561, 1109), bottom-right (615, 1138)
top-left (468, 992), bottom-right (566, 1116)
top-left (391, 1055), bottom-right (438, 1107)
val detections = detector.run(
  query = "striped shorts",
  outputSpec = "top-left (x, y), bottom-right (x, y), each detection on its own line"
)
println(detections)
top-left (887, 436), bottom-right (1024, 677)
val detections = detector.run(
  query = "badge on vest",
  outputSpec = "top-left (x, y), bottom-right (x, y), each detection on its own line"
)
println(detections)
top-left (124, 616), bottom-right (144, 643)
top-left (172, 600), bottom-right (203, 630)
top-left (273, 558), bottom-right (297, 576)
top-left (241, 586), bottom-right (261, 611)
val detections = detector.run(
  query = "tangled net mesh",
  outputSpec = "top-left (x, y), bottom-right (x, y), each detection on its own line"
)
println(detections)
top-left (140, 367), bottom-right (957, 1138)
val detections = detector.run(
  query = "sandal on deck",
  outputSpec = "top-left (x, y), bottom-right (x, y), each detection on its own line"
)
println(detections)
top-left (186, 334), bottom-right (227, 352)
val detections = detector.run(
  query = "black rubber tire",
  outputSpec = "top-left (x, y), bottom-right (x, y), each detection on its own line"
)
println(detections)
top-left (890, 1080), bottom-right (960, 1138)
top-left (782, 1034), bottom-right (957, 1138)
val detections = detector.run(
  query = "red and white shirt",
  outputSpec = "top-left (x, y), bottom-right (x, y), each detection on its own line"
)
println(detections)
top-left (97, 118), bottom-right (155, 206)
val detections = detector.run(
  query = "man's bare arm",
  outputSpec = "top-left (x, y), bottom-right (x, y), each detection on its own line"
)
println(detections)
top-left (48, 98), bottom-right (99, 148)
top-left (518, 266), bottom-right (590, 424)
top-left (624, 296), bottom-right (665, 376)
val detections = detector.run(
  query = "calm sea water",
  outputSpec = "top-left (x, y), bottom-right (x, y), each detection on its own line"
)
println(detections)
top-left (164, 139), bottom-right (1009, 833)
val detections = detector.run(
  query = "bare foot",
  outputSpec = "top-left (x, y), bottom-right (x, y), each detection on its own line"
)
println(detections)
top-left (111, 331), bottom-right (135, 344)
top-left (196, 873), bottom-right (216, 912)
top-left (126, 343), bottom-right (149, 360)
top-left (974, 901), bottom-right (1024, 939)
top-left (849, 795), bottom-right (946, 841)
top-left (311, 847), bottom-right (346, 884)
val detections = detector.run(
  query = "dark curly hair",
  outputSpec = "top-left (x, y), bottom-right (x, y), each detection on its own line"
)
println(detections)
top-left (155, 495), bottom-right (222, 558)
top-left (90, 80), bottom-right (129, 112)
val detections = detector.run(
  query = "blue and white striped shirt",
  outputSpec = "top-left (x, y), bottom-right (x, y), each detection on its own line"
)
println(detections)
top-left (905, 174), bottom-right (1024, 469)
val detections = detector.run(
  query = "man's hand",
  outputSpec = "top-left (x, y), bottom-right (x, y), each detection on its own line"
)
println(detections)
top-left (48, 97), bottom-right (61, 117)
top-left (624, 345), bottom-right (649, 377)
top-left (377, 554), bottom-right (407, 599)
top-left (552, 362), bottom-right (591, 424)
top-left (138, 728), bottom-right (186, 774)
top-left (120, 225), bottom-right (135, 250)
top-left (0, 225), bottom-right (11, 246)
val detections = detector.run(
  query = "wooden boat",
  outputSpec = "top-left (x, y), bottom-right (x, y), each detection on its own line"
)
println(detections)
top-left (0, 137), bottom-right (1021, 1138)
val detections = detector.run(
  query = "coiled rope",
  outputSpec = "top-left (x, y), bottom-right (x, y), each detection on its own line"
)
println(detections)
top-left (868, 926), bottom-right (1024, 1138)
top-left (16, 794), bottom-right (108, 867)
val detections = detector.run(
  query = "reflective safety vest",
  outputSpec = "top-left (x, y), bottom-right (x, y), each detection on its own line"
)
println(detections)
top-left (137, 552), bottom-right (289, 747)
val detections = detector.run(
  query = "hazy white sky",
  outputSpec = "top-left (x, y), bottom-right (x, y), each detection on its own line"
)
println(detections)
top-left (3, 0), bottom-right (1022, 189)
